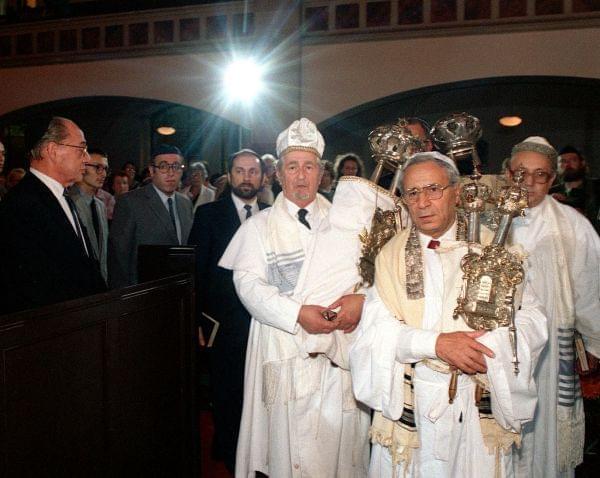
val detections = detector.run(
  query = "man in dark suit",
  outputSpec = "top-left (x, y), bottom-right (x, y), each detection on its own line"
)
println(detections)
top-left (0, 117), bottom-right (106, 315)
top-left (108, 144), bottom-right (193, 289)
top-left (70, 148), bottom-right (110, 282)
top-left (187, 149), bottom-right (268, 473)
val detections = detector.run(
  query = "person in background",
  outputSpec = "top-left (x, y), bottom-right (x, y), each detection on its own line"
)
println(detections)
top-left (6, 167), bottom-right (26, 190)
top-left (187, 149), bottom-right (268, 473)
top-left (182, 161), bottom-right (215, 212)
top-left (550, 145), bottom-right (600, 232)
top-left (122, 161), bottom-right (141, 190)
top-left (318, 160), bottom-right (335, 201)
top-left (256, 153), bottom-right (281, 205)
top-left (108, 144), bottom-right (193, 289)
top-left (0, 117), bottom-right (106, 314)
top-left (334, 152), bottom-right (365, 178)
top-left (69, 148), bottom-right (109, 281)
top-left (507, 137), bottom-right (600, 478)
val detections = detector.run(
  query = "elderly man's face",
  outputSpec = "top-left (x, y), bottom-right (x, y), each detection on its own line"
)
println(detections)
top-left (402, 161), bottom-right (459, 238)
top-left (508, 151), bottom-right (555, 208)
top-left (53, 120), bottom-right (88, 186)
top-left (278, 150), bottom-right (322, 208)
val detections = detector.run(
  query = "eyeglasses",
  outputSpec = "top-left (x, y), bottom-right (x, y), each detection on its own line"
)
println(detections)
top-left (402, 183), bottom-right (452, 204)
top-left (57, 142), bottom-right (88, 157)
top-left (84, 162), bottom-right (111, 175)
top-left (509, 168), bottom-right (553, 184)
top-left (153, 162), bottom-right (185, 173)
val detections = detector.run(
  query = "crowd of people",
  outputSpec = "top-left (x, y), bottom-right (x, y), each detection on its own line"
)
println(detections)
top-left (0, 115), bottom-right (599, 478)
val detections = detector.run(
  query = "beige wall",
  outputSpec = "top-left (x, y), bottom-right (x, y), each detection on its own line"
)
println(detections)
top-left (301, 26), bottom-right (600, 123)
top-left (0, 24), bottom-right (598, 144)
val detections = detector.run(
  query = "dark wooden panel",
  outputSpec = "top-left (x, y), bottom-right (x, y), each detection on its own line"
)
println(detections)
top-left (0, 274), bottom-right (198, 477)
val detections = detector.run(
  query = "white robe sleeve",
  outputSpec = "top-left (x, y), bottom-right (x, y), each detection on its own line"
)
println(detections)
top-left (219, 217), bottom-right (301, 334)
top-left (571, 217), bottom-right (600, 357)
top-left (477, 280), bottom-right (548, 432)
top-left (350, 287), bottom-right (439, 421)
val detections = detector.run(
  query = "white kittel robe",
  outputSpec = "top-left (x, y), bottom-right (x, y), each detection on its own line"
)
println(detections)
top-left (349, 223), bottom-right (548, 478)
top-left (220, 179), bottom-right (397, 478)
top-left (509, 196), bottom-right (600, 478)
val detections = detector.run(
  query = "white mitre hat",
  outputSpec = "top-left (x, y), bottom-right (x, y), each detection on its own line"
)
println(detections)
top-left (276, 118), bottom-right (325, 159)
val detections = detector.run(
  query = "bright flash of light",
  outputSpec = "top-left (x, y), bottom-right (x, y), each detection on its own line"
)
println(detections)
top-left (223, 59), bottom-right (264, 104)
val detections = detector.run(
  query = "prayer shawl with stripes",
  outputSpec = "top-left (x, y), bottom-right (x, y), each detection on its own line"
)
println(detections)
top-left (370, 223), bottom-right (520, 467)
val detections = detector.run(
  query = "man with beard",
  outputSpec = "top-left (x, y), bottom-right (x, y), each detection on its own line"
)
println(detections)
top-left (550, 145), bottom-right (600, 232)
top-left (187, 149), bottom-right (268, 473)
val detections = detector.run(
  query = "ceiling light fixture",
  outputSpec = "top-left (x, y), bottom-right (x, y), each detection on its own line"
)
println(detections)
top-left (156, 126), bottom-right (176, 135)
top-left (499, 116), bottom-right (522, 127)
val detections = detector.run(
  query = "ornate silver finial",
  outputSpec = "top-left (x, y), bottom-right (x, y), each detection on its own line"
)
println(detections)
top-left (368, 119), bottom-right (425, 193)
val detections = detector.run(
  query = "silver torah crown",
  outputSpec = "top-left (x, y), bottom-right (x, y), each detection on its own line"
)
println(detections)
top-left (368, 118), bottom-right (425, 192)
top-left (431, 112), bottom-right (482, 160)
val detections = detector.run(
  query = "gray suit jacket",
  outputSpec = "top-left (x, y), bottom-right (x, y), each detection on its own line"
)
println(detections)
top-left (70, 185), bottom-right (109, 281)
top-left (108, 184), bottom-right (193, 289)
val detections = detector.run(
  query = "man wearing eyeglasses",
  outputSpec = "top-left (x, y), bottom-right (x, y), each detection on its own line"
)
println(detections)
top-left (108, 144), bottom-right (193, 289)
top-left (69, 148), bottom-right (110, 281)
top-left (506, 137), bottom-right (600, 478)
top-left (0, 117), bottom-right (106, 314)
top-left (350, 152), bottom-right (547, 477)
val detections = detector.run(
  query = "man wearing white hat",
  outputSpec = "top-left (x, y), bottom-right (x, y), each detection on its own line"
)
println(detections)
top-left (220, 118), bottom-right (370, 477)
top-left (506, 137), bottom-right (600, 478)
top-left (350, 152), bottom-right (548, 477)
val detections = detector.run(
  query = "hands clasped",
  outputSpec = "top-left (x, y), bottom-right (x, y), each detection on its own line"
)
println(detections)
top-left (297, 294), bottom-right (365, 335)
top-left (435, 330), bottom-right (496, 374)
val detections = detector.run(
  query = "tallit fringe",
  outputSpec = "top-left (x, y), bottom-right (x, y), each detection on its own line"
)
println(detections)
top-left (557, 408), bottom-right (585, 471)
top-left (369, 422), bottom-right (420, 465)
top-left (262, 356), bottom-right (323, 407)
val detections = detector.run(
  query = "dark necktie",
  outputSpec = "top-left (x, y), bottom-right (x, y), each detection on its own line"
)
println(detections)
top-left (427, 239), bottom-right (440, 249)
top-left (90, 197), bottom-right (100, 244)
top-left (244, 204), bottom-right (252, 219)
top-left (167, 197), bottom-right (179, 244)
top-left (297, 208), bottom-right (311, 230)
top-left (63, 189), bottom-right (89, 256)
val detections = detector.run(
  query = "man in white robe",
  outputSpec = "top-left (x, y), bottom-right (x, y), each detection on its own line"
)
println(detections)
top-left (220, 118), bottom-right (372, 477)
top-left (350, 152), bottom-right (548, 477)
top-left (506, 136), bottom-right (600, 478)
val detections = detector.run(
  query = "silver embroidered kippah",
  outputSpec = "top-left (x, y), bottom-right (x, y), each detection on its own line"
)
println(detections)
top-left (511, 136), bottom-right (558, 168)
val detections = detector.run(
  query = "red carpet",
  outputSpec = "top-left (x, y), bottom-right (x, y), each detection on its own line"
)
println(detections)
top-left (200, 410), bottom-right (233, 478)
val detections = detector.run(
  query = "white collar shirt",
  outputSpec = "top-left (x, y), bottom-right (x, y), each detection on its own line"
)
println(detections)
top-left (231, 192), bottom-right (259, 224)
top-left (418, 221), bottom-right (457, 330)
top-left (30, 167), bottom-right (78, 234)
